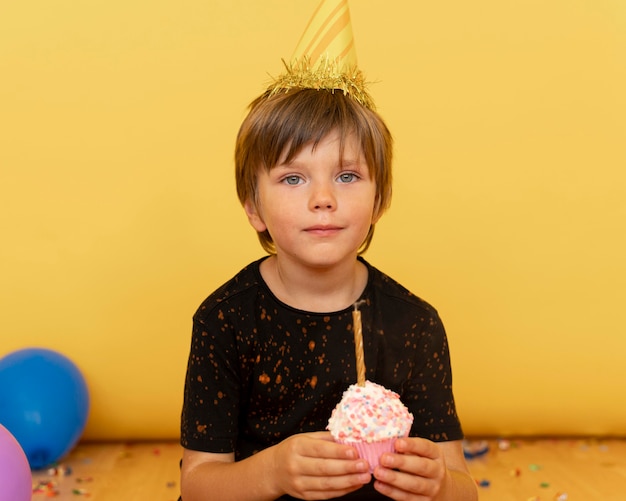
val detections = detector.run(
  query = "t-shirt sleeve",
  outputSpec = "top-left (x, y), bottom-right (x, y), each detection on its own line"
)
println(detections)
top-left (180, 307), bottom-right (242, 453)
top-left (403, 309), bottom-right (464, 442)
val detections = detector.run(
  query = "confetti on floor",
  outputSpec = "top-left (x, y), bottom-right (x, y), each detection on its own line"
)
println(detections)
top-left (465, 438), bottom-right (626, 501)
top-left (31, 442), bottom-right (183, 500)
top-left (28, 439), bottom-right (626, 501)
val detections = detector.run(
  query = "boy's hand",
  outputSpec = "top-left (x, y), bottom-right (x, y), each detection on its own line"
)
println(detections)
top-left (270, 431), bottom-right (371, 500)
top-left (372, 437), bottom-right (448, 501)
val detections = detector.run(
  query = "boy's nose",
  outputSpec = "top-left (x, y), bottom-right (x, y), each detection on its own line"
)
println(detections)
top-left (310, 183), bottom-right (336, 210)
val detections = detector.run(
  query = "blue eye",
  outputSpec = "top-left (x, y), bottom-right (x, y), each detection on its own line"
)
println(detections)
top-left (281, 175), bottom-right (301, 185)
top-left (338, 173), bottom-right (357, 183)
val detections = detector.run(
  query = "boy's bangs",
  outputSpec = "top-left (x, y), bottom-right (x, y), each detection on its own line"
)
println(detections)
top-left (261, 90), bottom-right (362, 169)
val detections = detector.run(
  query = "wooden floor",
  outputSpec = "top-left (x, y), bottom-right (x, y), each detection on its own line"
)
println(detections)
top-left (464, 438), bottom-right (626, 500)
top-left (30, 438), bottom-right (626, 500)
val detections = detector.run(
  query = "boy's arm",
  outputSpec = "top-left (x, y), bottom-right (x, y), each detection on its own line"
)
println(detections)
top-left (181, 448), bottom-right (277, 501)
top-left (436, 440), bottom-right (479, 501)
top-left (180, 432), bottom-right (372, 501)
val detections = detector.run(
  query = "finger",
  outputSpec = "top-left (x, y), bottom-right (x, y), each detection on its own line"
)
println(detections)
top-left (373, 464), bottom-right (439, 499)
top-left (294, 461), bottom-right (372, 498)
top-left (394, 437), bottom-right (440, 459)
top-left (298, 435), bottom-right (361, 461)
top-left (379, 450), bottom-right (440, 480)
top-left (303, 430), bottom-right (334, 441)
top-left (298, 454), bottom-right (371, 477)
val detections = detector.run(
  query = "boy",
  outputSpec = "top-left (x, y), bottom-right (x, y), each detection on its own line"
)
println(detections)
top-left (180, 2), bottom-right (477, 500)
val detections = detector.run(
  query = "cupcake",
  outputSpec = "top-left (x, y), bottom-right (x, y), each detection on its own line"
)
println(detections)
top-left (327, 380), bottom-right (414, 471)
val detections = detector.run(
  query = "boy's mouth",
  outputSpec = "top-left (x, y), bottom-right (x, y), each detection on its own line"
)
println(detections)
top-left (304, 225), bottom-right (342, 236)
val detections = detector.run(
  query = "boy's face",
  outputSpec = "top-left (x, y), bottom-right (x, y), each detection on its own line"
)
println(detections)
top-left (245, 129), bottom-right (379, 268)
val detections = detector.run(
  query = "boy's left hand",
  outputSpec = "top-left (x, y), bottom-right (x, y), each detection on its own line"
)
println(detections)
top-left (371, 437), bottom-right (449, 501)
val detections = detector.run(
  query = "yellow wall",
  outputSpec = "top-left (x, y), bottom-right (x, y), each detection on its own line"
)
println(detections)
top-left (1, 0), bottom-right (625, 440)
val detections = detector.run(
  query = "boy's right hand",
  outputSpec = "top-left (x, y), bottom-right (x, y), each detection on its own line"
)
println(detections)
top-left (270, 431), bottom-right (371, 500)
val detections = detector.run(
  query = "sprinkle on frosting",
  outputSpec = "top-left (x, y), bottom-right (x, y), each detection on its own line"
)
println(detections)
top-left (327, 380), bottom-right (414, 443)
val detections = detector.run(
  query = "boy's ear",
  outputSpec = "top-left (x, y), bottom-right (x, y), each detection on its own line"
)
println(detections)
top-left (244, 199), bottom-right (267, 232)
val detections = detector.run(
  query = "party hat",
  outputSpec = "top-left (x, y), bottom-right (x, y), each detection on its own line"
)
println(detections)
top-left (291, 0), bottom-right (358, 72)
top-left (267, 0), bottom-right (374, 109)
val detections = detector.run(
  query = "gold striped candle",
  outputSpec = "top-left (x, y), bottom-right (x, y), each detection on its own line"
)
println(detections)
top-left (352, 303), bottom-right (366, 386)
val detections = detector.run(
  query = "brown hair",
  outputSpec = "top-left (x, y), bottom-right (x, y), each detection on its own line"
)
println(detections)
top-left (235, 88), bottom-right (393, 254)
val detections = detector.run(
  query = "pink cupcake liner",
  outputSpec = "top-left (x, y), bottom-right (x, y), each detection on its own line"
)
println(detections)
top-left (338, 438), bottom-right (398, 472)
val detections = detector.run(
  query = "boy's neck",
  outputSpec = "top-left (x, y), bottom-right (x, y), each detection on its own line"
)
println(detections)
top-left (259, 255), bottom-right (368, 313)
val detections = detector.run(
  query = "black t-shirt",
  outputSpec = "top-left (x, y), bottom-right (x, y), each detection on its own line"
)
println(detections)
top-left (180, 257), bottom-right (463, 499)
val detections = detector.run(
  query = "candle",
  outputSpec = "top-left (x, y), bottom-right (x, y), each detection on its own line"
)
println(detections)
top-left (352, 302), bottom-right (366, 386)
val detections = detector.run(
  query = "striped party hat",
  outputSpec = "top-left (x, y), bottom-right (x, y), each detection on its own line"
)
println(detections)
top-left (291, 0), bottom-right (358, 72)
top-left (267, 0), bottom-right (374, 109)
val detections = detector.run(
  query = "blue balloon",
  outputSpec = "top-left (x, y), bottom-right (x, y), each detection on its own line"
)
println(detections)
top-left (0, 348), bottom-right (90, 469)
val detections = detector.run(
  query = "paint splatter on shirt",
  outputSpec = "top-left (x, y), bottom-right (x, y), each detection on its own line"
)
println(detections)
top-left (181, 257), bottom-right (463, 461)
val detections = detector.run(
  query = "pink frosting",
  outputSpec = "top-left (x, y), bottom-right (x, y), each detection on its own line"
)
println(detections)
top-left (327, 380), bottom-right (414, 443)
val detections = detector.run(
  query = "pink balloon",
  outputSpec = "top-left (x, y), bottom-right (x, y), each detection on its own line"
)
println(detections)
top-left (0, 423), bottom-right (32, 501)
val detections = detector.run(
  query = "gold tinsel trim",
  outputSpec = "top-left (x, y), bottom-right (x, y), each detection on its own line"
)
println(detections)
top-left (266, 56), bottom-right (375, 110)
